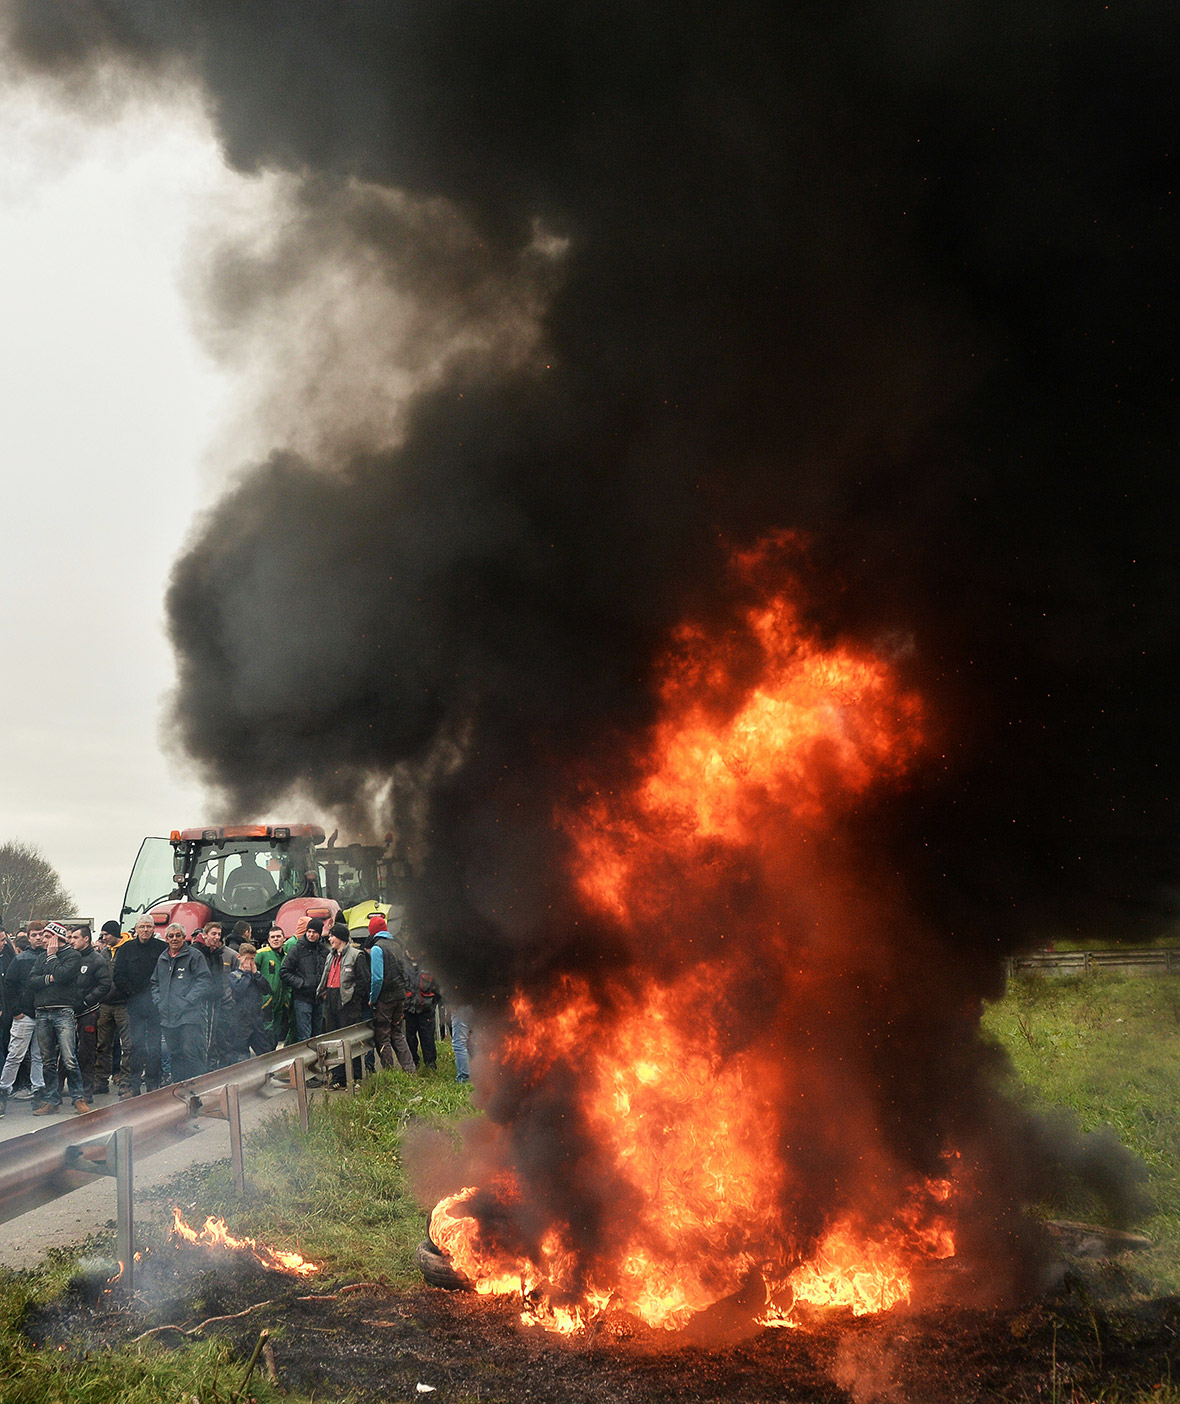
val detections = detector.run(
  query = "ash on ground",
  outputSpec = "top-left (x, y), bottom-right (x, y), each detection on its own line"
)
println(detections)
top-left (16, 1241), bottom-right (1180, 1404)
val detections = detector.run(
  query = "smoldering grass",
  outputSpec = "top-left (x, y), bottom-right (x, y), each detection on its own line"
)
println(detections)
top-left (149, 1048), bottom-right (475, 1283)
top-left (0, 1269), bottom-right (298, 1404)
top-left (984, 973), bottom-right (1180, 1292)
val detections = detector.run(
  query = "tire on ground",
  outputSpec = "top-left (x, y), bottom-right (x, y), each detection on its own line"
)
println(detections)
top-left (416, 1239), bottom-right (474, 1291)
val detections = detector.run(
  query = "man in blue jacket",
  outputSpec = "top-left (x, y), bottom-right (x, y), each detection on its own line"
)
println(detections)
top-left (152, 924), bottom-right (214, 1083)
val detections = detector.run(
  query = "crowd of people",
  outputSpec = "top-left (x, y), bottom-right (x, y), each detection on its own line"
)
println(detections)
top-left (0, 910), bottom-right (471, 1117)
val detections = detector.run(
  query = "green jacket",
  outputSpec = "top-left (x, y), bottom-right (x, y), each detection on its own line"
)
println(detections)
top-left (256, 945), bottom-right (290, 1025)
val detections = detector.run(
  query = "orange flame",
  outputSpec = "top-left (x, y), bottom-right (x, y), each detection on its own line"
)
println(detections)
top-left (432, 550), bottom-right (955, 1333)
top-left (171, 1207), bottom-right (320, 1276)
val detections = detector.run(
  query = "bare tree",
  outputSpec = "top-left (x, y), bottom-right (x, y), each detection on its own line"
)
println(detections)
top-left (0, 839), bottom-right (76, 927)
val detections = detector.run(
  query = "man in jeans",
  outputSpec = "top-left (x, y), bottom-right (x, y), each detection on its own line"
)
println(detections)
top-left (94, 919), bottom-right (131, 1094)
top-left (0, 930), bottom-right (46, 1114)
top-left (368, 913), bottom-right (416, 1073)
top-left (68, 925), bottom-right (113, 1102)
top-left (280, 917), bottom-right (328, 1042)
top-left (29, 921), bottom-right (90, 1115)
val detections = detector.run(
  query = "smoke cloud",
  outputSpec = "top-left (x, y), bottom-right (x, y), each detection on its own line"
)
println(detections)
top-left (10, 0), bottom-right (1178, 1299)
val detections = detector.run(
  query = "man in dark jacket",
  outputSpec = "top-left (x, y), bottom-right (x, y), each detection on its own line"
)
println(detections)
top-left (94, 920), bottom-right (131, 1095)
top-left (225, 944), bottom-right (274, 1062)
top-left (404, 958), bottom-right (441, 1073)
top-left (0, 931), bottom-right (46, 1113)
top-left (112, 917), bottom-right (166, 1097)
top-left (280, 918), bottom-right (328, 1041)
top-left (368, 913), bottom-right (416, 1073)
top-left (319, 924), bottom-right (369, 1086)
top-left (29, 921), bottom-right (90, 1114)
top-left (67, 925), bottom-right (112, 1102)
top-left (152, 924), bottom-right (214, 1082)
top-left (192, 922), bottom-right (239, 1069)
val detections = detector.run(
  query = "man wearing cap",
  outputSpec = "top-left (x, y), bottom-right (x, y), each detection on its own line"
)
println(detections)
top-left (112, 917), bottom-right (166, 1097)
top-left (368, 912), bottom-right (417, 1073)
top-left (28, 921), bottom-right (90, 1114)
top-left (280, 917), bottom-right (328, 1042)
top-left (94, 920), bottom-right (131, 1095)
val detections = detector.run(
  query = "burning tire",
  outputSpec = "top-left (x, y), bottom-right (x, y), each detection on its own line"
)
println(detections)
top-left (416, 1239), bottom-right (473, 1291)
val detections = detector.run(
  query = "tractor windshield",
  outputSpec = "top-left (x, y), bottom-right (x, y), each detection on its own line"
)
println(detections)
top-left (121, 837), bottom-right (177, 930)
top-left (191, 843), bottom-right (308, 918)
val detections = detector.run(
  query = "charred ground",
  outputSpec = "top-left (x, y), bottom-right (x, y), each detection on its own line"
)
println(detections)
top-left (19, 1245), bottom-right (1180, 1404)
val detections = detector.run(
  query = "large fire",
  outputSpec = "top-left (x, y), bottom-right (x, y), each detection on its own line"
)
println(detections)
top-left (431, 544), bottom-right (959, 1334)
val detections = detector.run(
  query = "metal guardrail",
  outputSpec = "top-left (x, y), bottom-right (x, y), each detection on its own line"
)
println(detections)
top-left (0, 1021), bottom-right (375, 1293)
top-left (1007, 948), bottom-right (1180, 977)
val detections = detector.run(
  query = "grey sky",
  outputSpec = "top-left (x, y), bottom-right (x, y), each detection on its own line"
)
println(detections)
top-left (0, 86), bottom-right (267, 923)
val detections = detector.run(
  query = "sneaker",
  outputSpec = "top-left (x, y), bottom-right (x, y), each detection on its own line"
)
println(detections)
top-left (73, 1100), bottom-right (93, 1116)
top-left (32, 1103), bottom-right (58, 1116)
top-left (12, 1088), bottom-right (34, 1102)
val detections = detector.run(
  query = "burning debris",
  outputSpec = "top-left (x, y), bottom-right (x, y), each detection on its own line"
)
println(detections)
top-left (171, 1206), bottom-right (320, 1277)
top-left (9, 0), bottom-right (1176, 1349)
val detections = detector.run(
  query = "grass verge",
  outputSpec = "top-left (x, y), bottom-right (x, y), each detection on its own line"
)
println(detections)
top-left (153, 1055), bottom-right (474, 1281)
top-left (982, 972), bottom-right (1180, 1292)
top-left (0, 1051), bottom-right (473, 1402)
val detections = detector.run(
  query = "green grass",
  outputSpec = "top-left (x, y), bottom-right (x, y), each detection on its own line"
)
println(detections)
top-left (168, 1053), bottom-right (475, 1281)
top-left (983, 973), bottom-right (1180, 1292)
top-left (0, 1263), bottom-right (297, 1404)
top-left (0, 1051), bottom-right (474, 1403)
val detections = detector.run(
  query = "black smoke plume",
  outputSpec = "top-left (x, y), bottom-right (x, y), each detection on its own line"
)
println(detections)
top-left (10, 0), bottom-right (1175, 1298)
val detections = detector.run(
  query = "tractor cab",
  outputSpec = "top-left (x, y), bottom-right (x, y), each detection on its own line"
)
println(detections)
top-left (122, 825), bottom-right (341, 939)
top-left (122, 825), bottom-right (405, 940)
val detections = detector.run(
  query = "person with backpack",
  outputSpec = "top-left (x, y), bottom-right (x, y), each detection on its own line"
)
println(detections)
top-left (367, 912), bottom-right (416, 1073)
top-left (404, 957), bottom-right (441, 1073)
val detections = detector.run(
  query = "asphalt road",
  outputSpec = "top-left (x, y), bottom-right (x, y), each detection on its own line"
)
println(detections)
top-left (0, 1082), bottom-right (302, 1268)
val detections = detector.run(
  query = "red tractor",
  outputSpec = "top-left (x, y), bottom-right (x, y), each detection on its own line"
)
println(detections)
top-left (121, 825), bottom-right (398, 939)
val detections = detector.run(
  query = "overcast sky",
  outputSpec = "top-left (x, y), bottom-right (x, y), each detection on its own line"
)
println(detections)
top-left (0, 82), bottom-right (270, 923)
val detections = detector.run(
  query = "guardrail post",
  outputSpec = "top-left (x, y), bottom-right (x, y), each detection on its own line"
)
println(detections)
top-left (293, 1056), bottom-right (309, 1133)
top-left (342, 1037), bottom-right (355, 1094)
top-left (115, 1126), bottom-right (134, 1293)
top-left (65, 1128), bottom-right (135, 1294)
top-left (1084, 951), bottom-right (1092, 976)
top-left (226, 1083), bottom-right (245, 1198)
